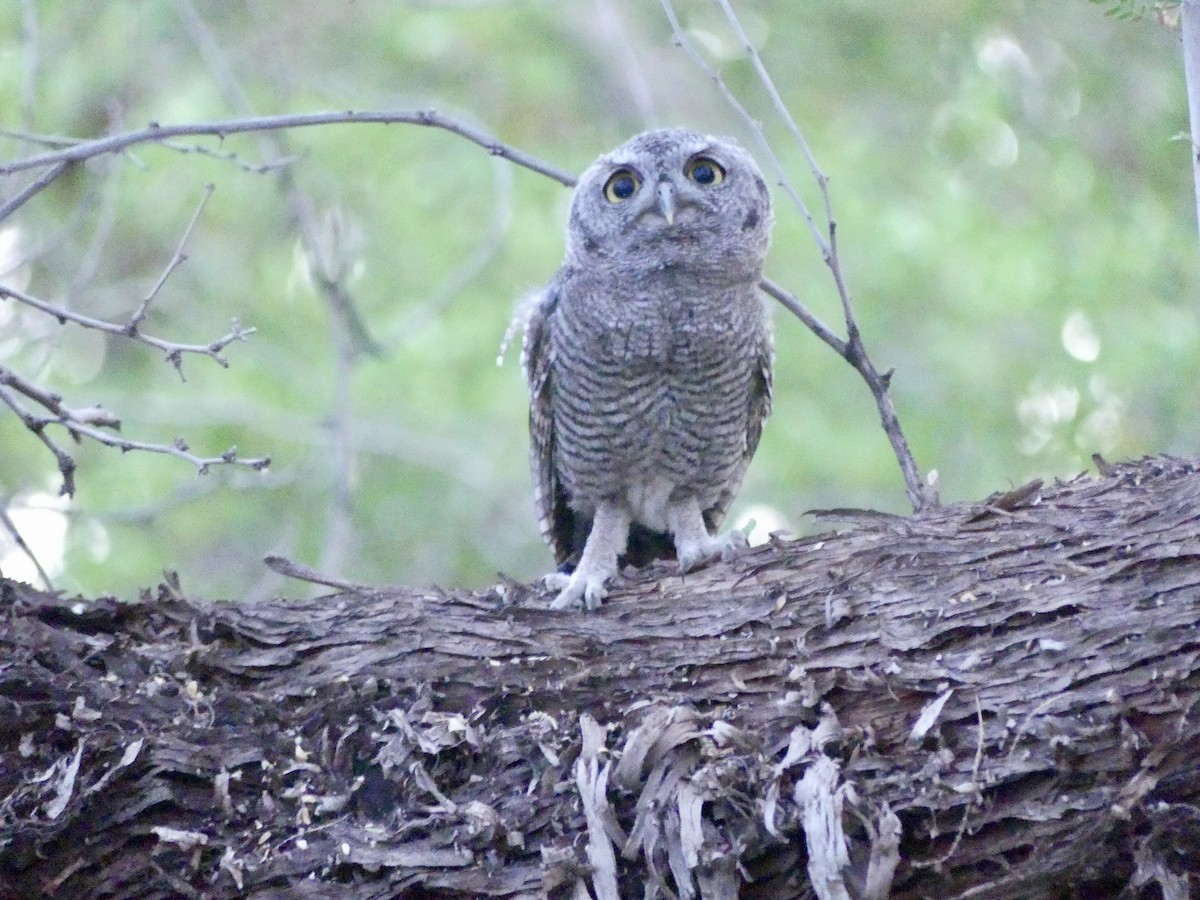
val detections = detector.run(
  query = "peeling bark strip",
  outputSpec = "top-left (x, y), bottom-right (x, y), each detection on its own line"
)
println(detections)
top-left (2, 456), bottom-right (1200, 899)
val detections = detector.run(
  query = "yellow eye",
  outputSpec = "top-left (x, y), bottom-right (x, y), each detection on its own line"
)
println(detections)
top-left (603, 169), bottom-right (641, 203)
top-left (685, 156), bottom-right (725, 186)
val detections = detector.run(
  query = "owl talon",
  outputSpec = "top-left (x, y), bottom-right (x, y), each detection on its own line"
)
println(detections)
top-left (542, 572), bottom-right (572, 591)
top-left (548, 570), bottom-right (610, 610)
top-left (720, 529), bottom-right (750, 558)
top-left (677, 530), bottom-right (749, 574)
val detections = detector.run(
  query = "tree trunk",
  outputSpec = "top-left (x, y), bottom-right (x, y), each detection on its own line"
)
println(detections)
top-left (2, 455), bottom-right (1199, 899)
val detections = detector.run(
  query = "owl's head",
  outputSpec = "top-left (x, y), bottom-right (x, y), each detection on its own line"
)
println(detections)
top-left (564, 128), bottom-right (773, 278)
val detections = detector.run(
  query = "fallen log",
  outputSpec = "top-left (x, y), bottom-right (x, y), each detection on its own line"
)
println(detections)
top-left (2, 455), bottom-right (1199, 899)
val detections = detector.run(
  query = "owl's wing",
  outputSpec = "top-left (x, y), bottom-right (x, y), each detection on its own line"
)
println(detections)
top-left (745, 323), bottom-right (774, 464)
top-left (702, 322), bottom-right (774, 533)
top-left (522, 285), bottom-right (577, 566)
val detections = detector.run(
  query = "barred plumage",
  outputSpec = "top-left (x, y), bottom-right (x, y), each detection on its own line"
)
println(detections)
top-left (522, 129), bottom-right (773, 609)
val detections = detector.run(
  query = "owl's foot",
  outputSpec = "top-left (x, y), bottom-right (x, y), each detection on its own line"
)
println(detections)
top-left (546, 502), bottom-right (630, 610)
top-left (545, 568), bottom-right (610, 610)
top-left (676, 529), bottom-right (749, 573)
top-left (669, 496), bottom-right (749, 574)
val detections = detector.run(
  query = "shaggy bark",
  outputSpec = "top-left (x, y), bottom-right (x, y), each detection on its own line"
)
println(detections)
top-left (2, 455), bottom-right (1199, 900)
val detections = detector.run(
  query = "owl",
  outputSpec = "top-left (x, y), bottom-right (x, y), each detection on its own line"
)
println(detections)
top-left (521, 128), bottom-right (774, 610)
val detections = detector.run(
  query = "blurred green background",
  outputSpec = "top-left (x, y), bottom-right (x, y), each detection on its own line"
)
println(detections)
top-left (0, 1), bottom-right (1196, 601)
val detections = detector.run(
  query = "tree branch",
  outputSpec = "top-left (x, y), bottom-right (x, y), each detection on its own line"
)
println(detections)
top-left (0, 495), bottom-right (53, 590)
top-left (2, 456), bottom-right (1198, 897)
top-left (661, 0), bottom-right (937, 511)
top-left (0, 363), bottom-right (269, 496)
top-left (129, 181), bottom-right (214, 330)
top-left (0, 110), bottom-right (577, 204)
top-left (0, 159), bottom-right (69, 222)
top-left (658, 0), bottom-right (826, 255)
top-left (0, 282), bottom-right (255, 373)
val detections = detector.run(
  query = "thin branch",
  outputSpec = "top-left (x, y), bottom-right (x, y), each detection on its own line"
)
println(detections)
top-left (0, 380), bottom-right (77, 496)
top-left (129, 182), bottom-right (214, 329)
top-left (159, 139), bottom-right (304, 173)
top-left (0, 363), bottom-right (270, 496)
top-left (263, 554), bottom-right (374, 593)
top-left (759, 277), bottom-right (846, 356)
top-left (713, 0), bottom-right (863, 345)
top-left (0, 160), bottom-right (70, 223)
top-left (0, 282), bottom-right (254, 372)
top-left (658, 0), bottom-right (828, 256)
top-left (0, 109), bottom-right (578, 185)
top-left (0, 127), bottom-right (80, 148)
top-left (662, 0), bottom-right (937, 511)
top-left (0, 364), bottom-right (113, 425)
top-left (0, 496), bottom-right (54, 590)
top-left (714, 0), bottom-right (834, 228)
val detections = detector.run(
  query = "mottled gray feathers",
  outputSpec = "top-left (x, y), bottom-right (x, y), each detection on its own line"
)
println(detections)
top-left (521, 128), bottom-right (774, 608)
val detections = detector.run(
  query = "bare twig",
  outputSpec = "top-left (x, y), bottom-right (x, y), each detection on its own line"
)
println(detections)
top-left (262, 554), bottom-right (374, 592)
top-left (0, 282), bottom-right (254, 372)
top-left (2, 33), bottom-right (270, 498)
top-left (759, 277), bottom-right (846, 356)
top-left (0, 496), bottom-right (54, 590)
top-left (0, 128), bottom-right (82, 148)
top-left (661, 0), bottom-right (937, 511)
top-left (713, 0), bottom-right (834, 234)
top-left (0, 363), bottom-right (269, 496)
top-left (0, 160), bottom-right (69, 223)
top-left (0, 379), bottom-right (78, 496)
top-left (129, 182), bottom-right (215, 329)
top-left (658, 0), bottom-right (826, 254)
top-left (0, 110), bottom-right (577, 208)
top-left (159, 139), bottom-right (304, 173)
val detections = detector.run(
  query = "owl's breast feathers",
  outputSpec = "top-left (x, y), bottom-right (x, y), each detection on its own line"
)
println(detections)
top-left (525, 269), bottom-right (772, 567)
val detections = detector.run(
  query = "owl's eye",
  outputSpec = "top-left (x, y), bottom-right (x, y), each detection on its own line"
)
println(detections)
top-left (685, 156), bottom-right (725, 186)
top-left (603, 169), bottom-right (641, 203)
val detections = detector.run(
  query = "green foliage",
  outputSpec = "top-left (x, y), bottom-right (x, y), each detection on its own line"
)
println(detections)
top-left (0, 2), bottom-right (1196, 600)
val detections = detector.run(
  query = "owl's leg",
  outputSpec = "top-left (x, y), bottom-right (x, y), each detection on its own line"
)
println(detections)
top-left (668, 496), bottom-right (748, 573)
top-left (546, 502), bottom-right (631, 610)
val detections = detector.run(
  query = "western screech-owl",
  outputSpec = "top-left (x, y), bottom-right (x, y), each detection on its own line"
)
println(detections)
top-left (521, 128), bottom-right (774, 609)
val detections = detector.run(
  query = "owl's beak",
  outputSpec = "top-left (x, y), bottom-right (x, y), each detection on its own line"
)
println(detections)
top-left (656, 182), bottom-right (676, 225)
